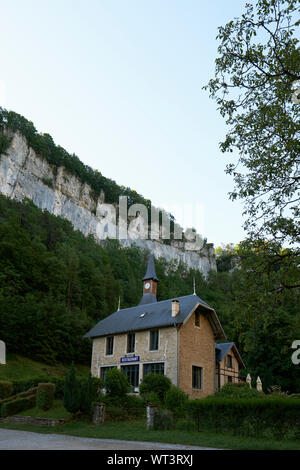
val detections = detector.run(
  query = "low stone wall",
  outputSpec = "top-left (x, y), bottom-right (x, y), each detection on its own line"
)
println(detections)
top-left (0, 416), bottom-right (66, 427)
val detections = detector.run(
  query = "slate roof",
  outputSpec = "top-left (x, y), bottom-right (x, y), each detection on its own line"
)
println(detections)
top-left (142, 254), bottom-right (159, 281)
top-left (215, 342), bottom-right (245, 368)
top-left (84, 294), bottom-right (226, 340)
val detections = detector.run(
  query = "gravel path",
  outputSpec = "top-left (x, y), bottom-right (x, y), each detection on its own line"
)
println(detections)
top-left (0, 428), bottom-right (218, 450)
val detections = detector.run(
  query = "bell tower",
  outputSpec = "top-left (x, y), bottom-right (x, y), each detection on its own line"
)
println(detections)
top-left (139, 254), bottom-right (159, 305)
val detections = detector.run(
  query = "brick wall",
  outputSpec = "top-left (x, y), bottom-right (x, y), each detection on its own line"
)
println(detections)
top-left (179, 308), bottom-right (216, 398)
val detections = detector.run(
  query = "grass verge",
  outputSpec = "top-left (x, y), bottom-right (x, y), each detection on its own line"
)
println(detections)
top-left (0, 419), bottom-right (299, 450)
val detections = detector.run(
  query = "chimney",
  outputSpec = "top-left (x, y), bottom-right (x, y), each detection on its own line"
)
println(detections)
top-left (171, 300), bottom-right (180, 317)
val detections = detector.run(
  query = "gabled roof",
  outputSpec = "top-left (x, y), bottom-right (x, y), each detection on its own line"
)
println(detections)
top-left (142, 254), bottom-right (159, 282)
top-left (84, 294), bottom-right (226, 340)
top-left (215, 342), bottom-right (245, 368)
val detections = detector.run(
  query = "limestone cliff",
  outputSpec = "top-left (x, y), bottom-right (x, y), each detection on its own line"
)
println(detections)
top-left (0, 131), bottom-right (217, 276)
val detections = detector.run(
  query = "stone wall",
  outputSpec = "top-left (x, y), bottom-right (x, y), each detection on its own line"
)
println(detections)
top-left (0, 131), bottom-right (217, 277)
top-left (91, 326), bottom-right (178, 386)
top-left (0, 416), bottom-right (66, 426)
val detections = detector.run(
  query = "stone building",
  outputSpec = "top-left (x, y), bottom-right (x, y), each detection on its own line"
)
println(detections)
top-left (84, 255), bottom-right (244, 398)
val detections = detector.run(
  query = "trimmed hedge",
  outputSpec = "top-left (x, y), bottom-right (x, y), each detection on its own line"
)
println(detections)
top-left (1, 395), bottom-right (36, 418)
top-left (0, 386), bottom-right (38, 405)
top-left (0, 381), bottom-right (13, 400)
top-left (36, 383), bottom-right (55, 411)
top-left (186, 397), bottom-right (300, 440)
top-left (12, 377), bottom-right (66, 399)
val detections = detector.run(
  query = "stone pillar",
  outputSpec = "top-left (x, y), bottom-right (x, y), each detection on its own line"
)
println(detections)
top-left (146, 403), bottom-right (158, 430)
top-left (256, 376), bottom-right (262, 391)
top-left (246, 373), bottom-right (252, 388)
top-left (92, 403), bottom-right (106, 425)
top-left (0, 340), bottom-right (6, 365)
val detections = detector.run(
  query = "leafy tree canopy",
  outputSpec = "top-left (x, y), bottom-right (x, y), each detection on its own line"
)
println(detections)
top-left (205, 0), bottom-right (300, 247)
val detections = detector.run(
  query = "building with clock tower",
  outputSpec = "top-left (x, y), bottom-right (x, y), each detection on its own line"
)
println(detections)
top-left (84, 254), bottom-right (244, 397)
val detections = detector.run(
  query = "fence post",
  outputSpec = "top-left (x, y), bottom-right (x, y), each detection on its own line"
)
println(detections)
top-left (146, 403), bottom-right (158, 430)
top-left (92, 402), bottom-right (106, 425)
top-left (0, 340), bottom-right (6, 365)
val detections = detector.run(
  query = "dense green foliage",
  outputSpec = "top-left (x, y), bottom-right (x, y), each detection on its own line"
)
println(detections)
top-left (79, 373), bottom-right (101, 414)
top-left (214, 383), bottom-right (264, 399)
top-left (63, 363), bottom-right (81, 414)
top-left (205, 0), bottom-right (300, 247)
top-left (0, 386), bottom-right (38, 417)
top-left (104, 368), bottom-right (130, 398)
top-left (1, 395), bottom-right (36, 418)
top-left (36, 383), bottom-right (55, 411)
top-left (0, 381), bottom-right (13, 400)
top-left (165, 385), bottom-right (189, 417)
top-left (153, 409), bottom-right (174, 431)
top-left (139, 373), bottom-right (172, 404)
top-left (186, 396), bottom-right (300, 440)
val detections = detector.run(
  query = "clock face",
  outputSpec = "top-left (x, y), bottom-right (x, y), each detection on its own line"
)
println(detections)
top-left (144, 282), bottom-right (151, 290)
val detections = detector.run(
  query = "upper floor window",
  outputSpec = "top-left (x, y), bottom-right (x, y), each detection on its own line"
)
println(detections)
top-left (227, 354), bottom-right (233, 368)
top-left (127, 333), bottom-right (135, 353)
top-left (150, 330), bottom-right (159, 350)
top-left (106, 336), bottom-right (114, 356)
top-left (192, 365), bottom-right (203, 389)
top-left (195, 311), bottom-right (200, 327)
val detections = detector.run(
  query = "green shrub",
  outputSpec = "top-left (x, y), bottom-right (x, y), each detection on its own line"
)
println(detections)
top-left (80, 374), bottom-right (102, 414)
top-left (153, 409), bottom-right (174, 430)
top-left (1, 394), bottom-right (36, 418)
top-left (36, 383), bottom-right (55, 411)
top-left (105, 368), bottom-right (130, 398)
top-left (63, 363), bottom-right (81, 414)
top-left (186, 396), bottom-right (300, 439)
top-left (48, 377), bottom-right (65, 399)
top-left (165, 386), bottom-right (188, 417)
top-left (140, 391), bottom-right (160, 406)
top-left (215, 383), bottom-right (264, 398)
top-left (139, 374), bottom-right (172, 404)
top-left (12, 377), bottom-right (48, 395)
top-left (0, 381), bottom-right (13, 400)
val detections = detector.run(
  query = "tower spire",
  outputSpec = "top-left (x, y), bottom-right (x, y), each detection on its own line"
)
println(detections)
top-left (193, 277), bottom-right (196, 295)
top-left (139, 253), bottom-right (158, 305)
top-left (142, 253), bottom-right (159, 282)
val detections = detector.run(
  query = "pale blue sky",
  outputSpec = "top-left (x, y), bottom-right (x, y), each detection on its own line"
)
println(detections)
top-left (0, 0), bottom-right (247, 247)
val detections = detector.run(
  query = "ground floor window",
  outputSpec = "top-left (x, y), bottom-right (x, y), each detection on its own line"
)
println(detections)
top-left (192, 366), bottom-right (203, 389)
top-left (227, 375), bottom-right (233, 383)
top-left (121, 364), bottom-right (139, 388)
top-left (100, 366), bottom-right (115, 382)
top-left (143, 362), bottom-right (164, 377)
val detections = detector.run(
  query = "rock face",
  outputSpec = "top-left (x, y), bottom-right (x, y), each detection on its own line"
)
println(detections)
top-left (0, 131), bottom-right (216, 276)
